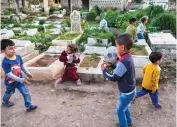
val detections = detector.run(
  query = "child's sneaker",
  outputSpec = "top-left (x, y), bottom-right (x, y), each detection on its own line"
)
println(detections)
top-left (153, 104), bottom-right (162, 109)
top-left (76, 79), bottom-right (81, 86)
top-left (26, 105), bottom-right (38, 112)
top-left (2, 101), bottom-right (14, 107)
top-left (55, 78), bottom-right (63, 84)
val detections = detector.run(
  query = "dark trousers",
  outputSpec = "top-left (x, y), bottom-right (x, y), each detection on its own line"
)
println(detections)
top-left (61, 67), bottom-right (79, 81)
top-left (136, 87), bottom-right (159, 105)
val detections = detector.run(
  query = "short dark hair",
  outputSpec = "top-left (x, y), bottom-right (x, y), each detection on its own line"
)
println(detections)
top-left (129, 17), bottom-right (136, 24)
top-left (1, 39), bottom-right (15, 51)
top-left (67, 44), bottom-right (78, 53)
top-left (116, 33), bottom-right (133, 50)
top-left (149, 51), bottom-right (162, 63)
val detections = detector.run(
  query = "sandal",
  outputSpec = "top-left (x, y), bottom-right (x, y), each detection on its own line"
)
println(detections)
top-left (26, 105), bottom-right (38, 112)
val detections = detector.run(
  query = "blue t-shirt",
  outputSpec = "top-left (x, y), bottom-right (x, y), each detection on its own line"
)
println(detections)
top-left (2, 55), bottom-right (23, 85)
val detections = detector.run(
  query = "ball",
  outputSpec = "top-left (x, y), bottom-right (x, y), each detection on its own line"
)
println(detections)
top-left (104, 46), bottom-right (118, 64)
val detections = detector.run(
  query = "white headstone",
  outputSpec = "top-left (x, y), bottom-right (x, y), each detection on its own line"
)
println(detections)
top-left (26, 28), bottom-right (38, 36)
top-left (99, 19), bottom-right (108, 30)
top-left (45, 46), bottom-right (67, 54)
top-left (70, 10), bottom-right (81, 32)
top-left (87, 37), bottom-right (97, 46)
top-left (84, 46), bottom-right (106, 56)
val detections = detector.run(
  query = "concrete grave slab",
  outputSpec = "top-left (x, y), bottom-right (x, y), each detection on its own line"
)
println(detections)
top-left (45, 46), bottom-right (67, 54)
top-left (84, 46), bottom-right (106, 56)
top-left (25, 53), bottom-right (64, 81)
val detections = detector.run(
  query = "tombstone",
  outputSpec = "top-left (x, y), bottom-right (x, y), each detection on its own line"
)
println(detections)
top-left (99, 19), bottom-right (108, 31)
top-left (26, 28), bottom-right (38, 36)
top-left (0, 29), bottom-right (14, 39)
top-left (84, 46), bottom-right (106, 56)
top-left (45, 46), bottom-right (67, 54)
top-left (70, 10), bottom-right (81, 32)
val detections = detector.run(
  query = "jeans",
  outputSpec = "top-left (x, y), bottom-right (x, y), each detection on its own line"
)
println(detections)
top-left (117, 89), bottom-right (136, 127)
top-left (136, 88), bottom-right (159, 105)
top-left (3, 82), bottom-right (32, 108)
top-left (137, 33), bottom-right (144, 39)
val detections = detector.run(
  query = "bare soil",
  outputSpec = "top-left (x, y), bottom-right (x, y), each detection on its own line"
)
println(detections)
top-left (29, 55), bottom-right (59, 67)
top-left (79, 56), bottom-right (101, 68)
top-left (1, 80), bottom-right (176, 127)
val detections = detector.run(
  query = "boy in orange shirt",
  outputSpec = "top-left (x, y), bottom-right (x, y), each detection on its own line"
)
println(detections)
top-left (136, 51), bottom-right (162, 109)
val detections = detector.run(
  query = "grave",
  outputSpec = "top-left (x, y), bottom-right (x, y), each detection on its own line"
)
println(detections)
top-left (70, 10), bottom-right (82, 32)
top-left (45, 46), bottom-right (67, 54)
top-left (148, 33), bottom-right (177, 60)
top-left (83, 46), bottom-right (107, 56)
top-left (77, 54), bottom-right (104, 82)
top-left (52, 32), bottom-right (81, 46)
top-left (133, 39), bottom-right (152, 79)
top-left (25, 51), bottom-right (64, 81)
top-left (25, 28), bottom-right (38, 36)
top-left (0, 29), bottom-right (14, 39)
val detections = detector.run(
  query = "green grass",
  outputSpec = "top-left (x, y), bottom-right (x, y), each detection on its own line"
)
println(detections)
top-left (56, 32), bottom-right (80, 40)
top-left (130, 45), bottom-right (148, 56)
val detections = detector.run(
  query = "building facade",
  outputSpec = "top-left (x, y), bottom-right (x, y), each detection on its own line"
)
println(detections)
top-left (61, 0), bottom-right (129, 11)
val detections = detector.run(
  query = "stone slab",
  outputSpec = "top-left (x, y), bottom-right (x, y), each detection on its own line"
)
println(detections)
top-left (45, 46), bottom-right (67, 54)
top-left (11, 39), bottom-right (35, 55)
top-left (25, 53), bottom-right (64, 81)
top-left (26, 28), bottom-right (38, 36)
top-left (0, 29), bottom-right (15, 39)
top-left (52, 34), bottom-right (81, 46)
top-left (77, 54), bottom-right (104, 82)
top-left (83, 46), bottom-right (106, 56)
top-left (149, 33), bottom-right (177, 46)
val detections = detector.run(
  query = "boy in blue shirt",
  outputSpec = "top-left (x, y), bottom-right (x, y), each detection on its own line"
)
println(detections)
top-left (102, 34), bottom-right (136, 127)
top-left (1, 39), bottom-right (37, 112)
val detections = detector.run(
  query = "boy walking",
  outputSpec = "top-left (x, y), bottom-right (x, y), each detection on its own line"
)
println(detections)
top-left (136, 51), bottom-right (162, 109)
top-left (1, 39), bottom-right (37, 112)
top-left (101, 34), bottom-right (136, 127)
top-left (126, 18), bottom-right (138, 42)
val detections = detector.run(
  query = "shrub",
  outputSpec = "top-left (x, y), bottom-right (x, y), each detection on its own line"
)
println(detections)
top-left (49, 6), bottom-right (55, 15)
top-left (38, 25), bottom-right (45, 32)
top-left (91, 5), bottom-right (102, 16)
top-left (3, 9), bottom-right (10, 15)
top-left (87, 10), bottom-right (97, 21)
top-left (39, 19), bottom-right (45, 25)
top-left (61, 18), bottom-right (71, 27)
top-left (151, 13), bottom-right (176, 32)
top-left (146, 4), bottom-right (164, 18)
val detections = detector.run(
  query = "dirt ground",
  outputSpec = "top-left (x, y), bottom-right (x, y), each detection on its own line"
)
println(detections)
top-left (1, 79), bottom-right (176, 127)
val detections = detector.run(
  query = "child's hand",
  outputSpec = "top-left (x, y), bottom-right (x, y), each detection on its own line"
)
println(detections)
top-left (103, 61), bottom-right (112, 67)
top-left (27, 74), bottom-right (33, 80)
top-left (101, 64), bottom-right (106, 71)
top-left (24, 79), bottom-right (31, 85)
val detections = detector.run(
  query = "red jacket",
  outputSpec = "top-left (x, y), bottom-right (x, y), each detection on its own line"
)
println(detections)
top-left (59, 51), bottom-right (80, 68)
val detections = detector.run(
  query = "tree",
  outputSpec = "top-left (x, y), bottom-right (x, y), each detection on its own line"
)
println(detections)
top-left (14, 0), bottom-right (20, 13)
top-left (22, 0), bottom-right (25, 8)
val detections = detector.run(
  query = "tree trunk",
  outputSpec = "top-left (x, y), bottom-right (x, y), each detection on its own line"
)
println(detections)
top-left (14, 0), bottom-right (20, 13)
top-left (44, 0), bottom-right (49, 14)
top-left (22, 0), bottom-right (25, 8)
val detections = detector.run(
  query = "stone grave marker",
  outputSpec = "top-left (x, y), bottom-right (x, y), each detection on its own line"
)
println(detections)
top-left (45, 46), bottom-right (67, 54)
top-left (70, 10), bottom-right (81, 32)
top-left (84, 46), bottom-right (106, 56)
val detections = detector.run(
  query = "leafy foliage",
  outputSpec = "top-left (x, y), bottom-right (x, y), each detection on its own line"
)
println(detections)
top-left (151, 13), bottom-right (176, 32)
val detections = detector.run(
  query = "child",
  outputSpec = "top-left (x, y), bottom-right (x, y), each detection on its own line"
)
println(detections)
top-left (136, 51), bottom-right (162, 109)
top-left (55, 44), bottom-right (81, 86)
top-left (126, 17), bottom-right (138, 42)
top-left (137, 16), bottom-right (149, 39)
top-left (101, 34), bottom-right (136, 127)
top-left (1, 39), bottom-right (37, 112)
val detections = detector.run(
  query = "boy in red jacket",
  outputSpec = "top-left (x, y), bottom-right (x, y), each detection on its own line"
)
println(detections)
top-left (55, 44), bottom-right (81, 86)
